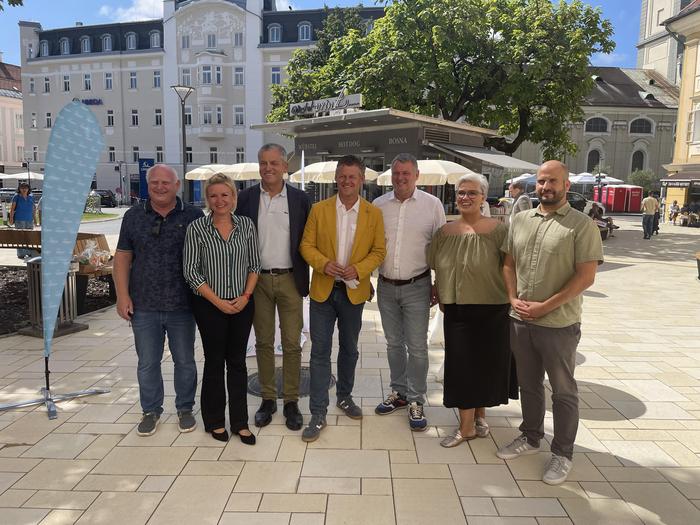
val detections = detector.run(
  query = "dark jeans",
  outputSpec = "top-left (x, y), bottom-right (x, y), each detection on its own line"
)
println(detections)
top-left (131, 309), bottom-right (197, 415)
top-left (642, 214), bottom-right (655, 238)
top-left (309, 284), bottom-right (364, 416)
top-left (192, 295), bottom-right (254, 433)
top-left (510, 320), bottom-right (581, 460)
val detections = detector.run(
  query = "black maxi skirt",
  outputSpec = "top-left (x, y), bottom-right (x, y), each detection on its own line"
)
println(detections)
top-left (443, 303), bottom-right (518, 409)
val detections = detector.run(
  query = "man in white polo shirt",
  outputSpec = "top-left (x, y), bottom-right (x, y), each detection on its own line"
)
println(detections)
top-left (373, 153), bottom-right (446, 431)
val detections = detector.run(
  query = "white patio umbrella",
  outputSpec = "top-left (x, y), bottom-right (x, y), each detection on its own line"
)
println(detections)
top-left (224, 162), bottom-right (264, 181)
top-left (505, 173), bottom-right (535, 185)
top-left (0, 171), bottom-right (44, 181)
top-left (289, 161), bottom-right (378, 183)
top-left (184, 164), bottom-right (231, 180)
top-left (570, 173), bottom-right (624, 185)
top-left (376, 159), bottom-right (479, 186)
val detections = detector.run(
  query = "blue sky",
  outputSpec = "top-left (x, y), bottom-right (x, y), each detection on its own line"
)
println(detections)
top-left (0, 0), bottom-right (640, 68)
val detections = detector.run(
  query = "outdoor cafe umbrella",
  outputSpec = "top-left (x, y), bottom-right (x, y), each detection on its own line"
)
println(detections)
top-left (184, 164), bottom-right (231, 180)
top-left (505, 173), bottom-right (535, 185)
top-left (0, 171), bottom-right (45, 181)
top-left (570, 173), bottom-right (624, 185)
top-left (376, 159), bottom-right (479, 186)
top-left (289, 161), bottom-right (379, 183)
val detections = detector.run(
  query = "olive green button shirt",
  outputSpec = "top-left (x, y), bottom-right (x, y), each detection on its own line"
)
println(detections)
top-left (428, 222), bottom-right (509, 305)
top-left (502, 202), bottom-right (603, 328)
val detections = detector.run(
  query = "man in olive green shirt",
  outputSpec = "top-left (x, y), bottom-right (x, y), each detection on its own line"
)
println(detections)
top-left (498, 160), bottom-right (603, 486)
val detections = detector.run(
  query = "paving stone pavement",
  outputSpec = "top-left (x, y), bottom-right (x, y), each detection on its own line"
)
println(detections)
top-left (0, 216), bottom-right (699, 524)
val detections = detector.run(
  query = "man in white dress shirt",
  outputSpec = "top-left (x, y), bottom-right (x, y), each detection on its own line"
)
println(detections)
top-left (373, 153), bottom-right (446, 430)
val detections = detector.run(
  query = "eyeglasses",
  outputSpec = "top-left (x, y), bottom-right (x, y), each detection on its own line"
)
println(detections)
top-left (151, 216), bottom-right (164, 237)
top-left (456, 190), bottom-right (483, 199)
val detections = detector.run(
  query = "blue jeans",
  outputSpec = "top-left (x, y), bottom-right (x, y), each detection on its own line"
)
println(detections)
top-left (14, 220), bottom-right (37, 258)
top-left (131, 309), bottom-right (197, 415)
top-left (642, 214), bottom-right (655, 238)
top-left (309, 285), bottom-right (364, 416)
top-left (377, 276), bottom-right (431, 403)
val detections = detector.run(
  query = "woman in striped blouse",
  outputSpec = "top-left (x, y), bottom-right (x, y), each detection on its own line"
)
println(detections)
top-left (183, 173), bottom-right (261, 445)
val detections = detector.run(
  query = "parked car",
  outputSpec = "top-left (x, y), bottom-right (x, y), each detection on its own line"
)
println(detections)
top-left (0, 188), bottom-right (16, 203)
top-left (94, 189), bottom-right (117, 207)
top-left (528, 191), bottom-right (605, 215)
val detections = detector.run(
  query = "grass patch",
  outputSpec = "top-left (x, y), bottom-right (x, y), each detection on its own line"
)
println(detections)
top-left (82, 212), bottom-right (118, 222)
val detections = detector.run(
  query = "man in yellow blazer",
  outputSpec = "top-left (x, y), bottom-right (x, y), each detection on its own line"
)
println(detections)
top-left (299, 155), bottom-right (386, 442)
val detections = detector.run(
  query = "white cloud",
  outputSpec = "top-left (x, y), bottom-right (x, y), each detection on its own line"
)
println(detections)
top-left (99, 0), bottom-right (163, 22)
top-left (591, 52), bottom-right (629, 67)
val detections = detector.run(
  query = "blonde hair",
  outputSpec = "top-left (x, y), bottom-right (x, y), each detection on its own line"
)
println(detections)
top-left (204, 173), bottom-right (237, 210)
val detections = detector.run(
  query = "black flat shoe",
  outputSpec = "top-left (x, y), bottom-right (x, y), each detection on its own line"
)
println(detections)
top-left (283, 401), bottom-right (303, 431)
top-left (255, 399), bottom-right (277, 427)
top-left (211, 429), bottom-right (229, 442)
top-left (238, 430), bottom-right (256, 446)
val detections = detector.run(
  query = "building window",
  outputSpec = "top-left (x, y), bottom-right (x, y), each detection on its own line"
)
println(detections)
top-left (102, 34), bottom-right (112, 52)
top-left (184, 106), bottom-right (192, 126)
top-left (39, 40), bottom-right (48, 57)
top-left (586, 149), bottom-right (601, 172)
top-left (126, 33), bottom-right (136, 50)
top-left (104, 72), bottom-right (113, 90)
top-left (129, 72), bottom-right (137, 89)
top-left (268, 24), bottom-right (281, 43)
top-left (234, 106), bottom-right (244, 126)
top-left (31, 112), bottom-right (37, 128)
top-left (185, 146), bottom-right (192, 163)
top-left (108, 146), bottom-right (116, 162)
top-left (80, 36), bottom-right (91, 53)
top-left (181, 34), bottom-right (190, 49)
top-left (45, 112), bottom-right (52, 128)
top-left (29, 77), bottom-right (34, 93)
top-left (63, 74), bottom-right (71, 91)
top-left (298, 22), bottom-right (312, 41)
top-left (688, 107), bottom-right (700, 143)
top-left (271, 66), bottom-right (281, 85)
top-left (14, 113), bottom-right (22, 130)
top-left (234, 66), bottom-right (244, 86)
top-left (234, 32), bottom-right (244, 47)
top-left (150, 31), bottom-right (161, 48)
top-left (32, 146), bottom-right (38, 161)
top-left (27, 43), bottom-right (34, 59)
top-left (585, 117), bottom-right (608, 133)
top-left (202, 105), bottom-right (213, 125)
top-left (216, 105), bottom-right (223, 125)
top-left (107, 109), bottom-right (114, 127)
top-left (206, 34), bottom-right (216, 49)
top-left (210, 147), bottom-right (218, 163)
top-left (235, 147), bottom-right (245, 163)
top-left (201, 65), bottom-right (212, 85)
top-left (154, 108), bottom-right (162, 126)
top-left (60, 38), bottom-right (70, 55)
top-left (131, 109), bottom-right (139, 127)
top-left (153, 70), bottom-right (161, 88)
top-left (631, 150), bottom-right (645, 172)
top-left (44, 77), bottom-right (50, 93)
top-left (215, 66), bottom-right (222, 85)
top-left (132, 146), bottom-right (140, 162)
top-left (83, 73), bottom-right (92, 91)
top-left (182, 68), bottom-right (191, 86)
top-left (156, 146), bottom-right (163, 163)
top-left (630, 118), bottom-right (653, 134)
top-left (16, 145), bottom-right (24, 162)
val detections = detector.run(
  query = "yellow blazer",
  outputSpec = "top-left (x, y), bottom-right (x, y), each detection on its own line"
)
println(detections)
top-left (300, 195), bottom-right (386, 305)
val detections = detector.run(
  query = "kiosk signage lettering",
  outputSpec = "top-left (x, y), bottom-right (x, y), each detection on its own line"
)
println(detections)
top-left (290, 93), bottom-right (363, 116)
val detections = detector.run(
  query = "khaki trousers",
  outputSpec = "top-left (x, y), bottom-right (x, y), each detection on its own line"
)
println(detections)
top-left (253, 272), bottom-right (303, 402)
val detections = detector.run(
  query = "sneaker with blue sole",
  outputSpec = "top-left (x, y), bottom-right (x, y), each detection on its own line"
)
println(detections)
top-left (408, 402), bottom-right (428, 431)
top-left (375, 392), bottom-right (408, 415)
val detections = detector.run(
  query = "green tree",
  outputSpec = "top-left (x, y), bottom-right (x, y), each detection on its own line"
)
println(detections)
top-left (0, 0), bottom-right (23, 10)
top-left (629, 169), bottom-right (661, 194)
top-left (267, 6), bottom-right (368, 123)
top-left (268, 0), bottom-right (614, 158)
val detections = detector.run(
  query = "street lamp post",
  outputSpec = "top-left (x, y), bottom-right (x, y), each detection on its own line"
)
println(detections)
top-left (22, 157), bottom-right (32, 190)
top-left (171, 85), bottom-right (195, 202)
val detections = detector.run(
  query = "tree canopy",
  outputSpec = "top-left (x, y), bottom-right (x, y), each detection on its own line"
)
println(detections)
top-left (268, 0), bottom-right (615, 158)
top-left (0, 0), bottom-right (23, 10)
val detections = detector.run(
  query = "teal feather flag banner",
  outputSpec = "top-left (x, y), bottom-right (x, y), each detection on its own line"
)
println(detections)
top-left (42, 101), bottom-right (104, 356)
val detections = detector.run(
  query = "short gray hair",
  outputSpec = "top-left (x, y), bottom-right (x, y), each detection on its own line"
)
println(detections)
top-left (258, 143), bottom-right (287, 161)
top-left (510, 180), bottom-right (527, 191)
top-left (146, 164), bottom-right (178, 183)
top-left (456, 173), bottom-right (489, 196)
top-left (390, 153), bottom-right (418, 171)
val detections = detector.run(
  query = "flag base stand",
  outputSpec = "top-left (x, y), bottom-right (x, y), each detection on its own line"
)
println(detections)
top-left (0, 357), bottom-right (109, 420)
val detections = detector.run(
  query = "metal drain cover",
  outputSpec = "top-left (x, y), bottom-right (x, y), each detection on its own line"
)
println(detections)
top-left (247, 366), bottom-right (335, 398)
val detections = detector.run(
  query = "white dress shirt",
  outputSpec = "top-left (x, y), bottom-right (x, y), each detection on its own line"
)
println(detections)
top-left (257, 184), bottom-right (293, 269)
top-left (336, 196), bottom-right (360, 269)
top-left (374, 189), bottom-right (446, 280)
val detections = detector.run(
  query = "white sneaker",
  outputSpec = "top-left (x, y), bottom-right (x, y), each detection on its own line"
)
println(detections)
top-left (542, 454), bottom-right (572, 485)
top-left (495, 435), bottom-right (540, 460)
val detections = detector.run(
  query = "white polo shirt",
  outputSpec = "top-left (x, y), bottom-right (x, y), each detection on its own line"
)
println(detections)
top-left (257, 184), bottom-right (293, 269)
top-left (374, 189), bottom-right (446, 280)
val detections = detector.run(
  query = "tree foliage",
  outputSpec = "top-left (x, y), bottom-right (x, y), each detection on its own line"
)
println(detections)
top-left (0, 0), bottom-right (23, 10)
top-left (629, 169), bottom-right (662, 194)
top-left (268, 0), bottom-right (614, 158)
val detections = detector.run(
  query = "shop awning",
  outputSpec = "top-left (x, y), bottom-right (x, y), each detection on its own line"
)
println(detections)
top-left (429, 143), bottom-right (540, 171)
top-left (660, 171), bottom-right (700, 182)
